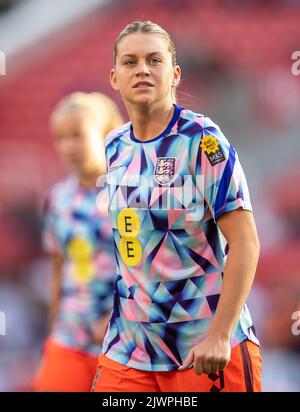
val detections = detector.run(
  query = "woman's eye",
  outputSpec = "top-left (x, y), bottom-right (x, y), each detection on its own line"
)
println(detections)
top-left (125, 60), bottom-right (135, 65)
top-left (149, 58), bottom-right (161, 64)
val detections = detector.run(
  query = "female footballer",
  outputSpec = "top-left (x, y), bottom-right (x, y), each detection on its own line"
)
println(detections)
top-left (34, 92), bottom-right (123, 391)
top-left (92, 21), bottom-right (262, 392)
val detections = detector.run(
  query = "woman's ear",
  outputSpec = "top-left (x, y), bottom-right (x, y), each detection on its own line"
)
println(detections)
top-left (110, 68), bottom-right (119, 91)
top-left (173, 65), bottom-right (181, 87)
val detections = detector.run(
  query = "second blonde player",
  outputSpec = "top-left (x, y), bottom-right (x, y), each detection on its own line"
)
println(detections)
top-left (34, 92), bottom-right (123, 391)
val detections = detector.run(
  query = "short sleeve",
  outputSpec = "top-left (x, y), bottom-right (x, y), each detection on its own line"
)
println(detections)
top-left (189, 116), bottom-right (252, 223)
top-left (41, 191), bottom-right (62, 254)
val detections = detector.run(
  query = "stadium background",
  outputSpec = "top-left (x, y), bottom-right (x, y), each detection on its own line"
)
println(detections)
top-left (0, 0), bottom-right (300, 391)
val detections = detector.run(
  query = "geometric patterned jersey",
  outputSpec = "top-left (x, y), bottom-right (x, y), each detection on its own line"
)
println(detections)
top-left (101, 104), bottom-right (259, 371)
top-left (42, 175), bottom-right (116, 355)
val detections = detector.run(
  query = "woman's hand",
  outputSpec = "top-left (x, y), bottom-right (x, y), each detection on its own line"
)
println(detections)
top-left (178, 335), bottom-right (231, 375)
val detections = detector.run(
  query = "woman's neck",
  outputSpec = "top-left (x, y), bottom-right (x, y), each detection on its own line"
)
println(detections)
top-left (127, 101), bottom-right (175, 142)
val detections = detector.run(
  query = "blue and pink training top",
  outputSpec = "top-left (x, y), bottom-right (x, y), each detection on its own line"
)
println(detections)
top-left (43, 175), bottom-right (116, 355)
top-left (101, 104), bottom-right (259, 371)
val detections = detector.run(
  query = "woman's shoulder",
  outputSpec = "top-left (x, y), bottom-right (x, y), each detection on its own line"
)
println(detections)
top-left (178, 106), bottom-right (223, 139)
top-left (44, 175), bottom-right (77, 210)
top-left (104, 122), bottom-right (131, 148)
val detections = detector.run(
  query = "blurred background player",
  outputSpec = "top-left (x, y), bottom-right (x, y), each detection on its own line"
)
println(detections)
top-left (33, 92), bottom-right (123, 391)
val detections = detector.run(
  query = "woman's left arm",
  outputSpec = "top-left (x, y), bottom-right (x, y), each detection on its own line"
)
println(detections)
top-left (179, 209), bottom-right (260, 375)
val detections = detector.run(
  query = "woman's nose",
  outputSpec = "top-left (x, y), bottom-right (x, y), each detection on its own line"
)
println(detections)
top-left (136, 60), bottom-right (150, 76)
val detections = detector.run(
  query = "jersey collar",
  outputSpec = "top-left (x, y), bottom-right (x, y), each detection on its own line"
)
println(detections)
top-left (129, 104), bottom-right (183, 143)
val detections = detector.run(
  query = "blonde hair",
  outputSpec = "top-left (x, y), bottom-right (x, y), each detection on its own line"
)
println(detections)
top-left (114, 20), bottom-right (177, 67)
top-left (51, 92), bottom-right (123, 136)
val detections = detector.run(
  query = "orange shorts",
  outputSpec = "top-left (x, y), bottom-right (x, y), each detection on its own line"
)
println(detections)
top-left (92, 340), bottom-right (261, 392)
top-left (33, 338), bottom-right (98, 392)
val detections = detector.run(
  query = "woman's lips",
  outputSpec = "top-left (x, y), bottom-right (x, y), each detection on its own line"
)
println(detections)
top-left (133, 81), bottom-right (154, 88)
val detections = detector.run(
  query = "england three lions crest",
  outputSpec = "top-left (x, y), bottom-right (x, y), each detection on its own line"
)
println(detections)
top-left (154, 157), bottom-right (176, 185)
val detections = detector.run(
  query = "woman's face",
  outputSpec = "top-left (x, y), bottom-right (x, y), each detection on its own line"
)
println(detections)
top-left (51, 110), bottom-right (105, 175)
top-left (111, 32), bottom-right (181, 108)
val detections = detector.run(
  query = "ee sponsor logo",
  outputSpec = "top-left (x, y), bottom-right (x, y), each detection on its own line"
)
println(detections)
top-left (68, 237), bottom-right (94, 283)
top-left (117, 209), bottom-right (142, 266)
